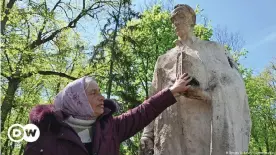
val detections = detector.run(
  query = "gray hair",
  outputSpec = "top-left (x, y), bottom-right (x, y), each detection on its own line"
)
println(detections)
top-left (84, 76), bottom-right (97, 91)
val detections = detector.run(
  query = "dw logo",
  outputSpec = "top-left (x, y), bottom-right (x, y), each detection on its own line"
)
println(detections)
top-left (8, 124), bottom-right (40, 142)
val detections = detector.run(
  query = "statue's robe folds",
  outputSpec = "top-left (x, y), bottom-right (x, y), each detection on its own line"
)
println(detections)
top-left (141, 37), bottom-right (251, 155)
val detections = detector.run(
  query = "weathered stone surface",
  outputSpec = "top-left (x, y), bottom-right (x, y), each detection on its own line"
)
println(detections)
top-left (140, 4), bottom-right (251, 155)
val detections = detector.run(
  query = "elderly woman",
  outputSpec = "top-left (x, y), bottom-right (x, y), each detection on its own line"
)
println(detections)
top-left (24, 73), bottom-right (192, 155)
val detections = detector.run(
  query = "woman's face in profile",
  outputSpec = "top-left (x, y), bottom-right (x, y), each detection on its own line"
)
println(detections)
top-left (85, 81), bottom-right (105, 117)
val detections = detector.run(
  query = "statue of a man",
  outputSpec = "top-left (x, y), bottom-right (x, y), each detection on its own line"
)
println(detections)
top-left (140, 4), bottom-right (251, 155)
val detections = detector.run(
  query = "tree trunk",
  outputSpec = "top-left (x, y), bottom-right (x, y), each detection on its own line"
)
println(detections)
top-left (1, 0), bottom-right (16, 35)
top-left (3, 138), bottom-right (9, 155)
top-left (18, 144), bottom-right (25, 155)
top-left (107, 59), bottom-right (114, 99)
top-left (107, 1), bottom-right (122, 99)
top-left (1, 78), bottom-right (21, 131)
top-left (18, 118), bottom-right (29, 155)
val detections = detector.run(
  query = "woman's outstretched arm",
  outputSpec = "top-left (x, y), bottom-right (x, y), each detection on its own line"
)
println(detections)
top-left (114, 73), bottom-right (192, 142)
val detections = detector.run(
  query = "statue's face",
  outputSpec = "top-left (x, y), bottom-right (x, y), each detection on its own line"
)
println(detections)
top-left (171, 12), bottom-right (194, 39)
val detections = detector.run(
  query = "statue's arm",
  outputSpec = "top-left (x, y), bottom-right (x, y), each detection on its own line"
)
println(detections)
top-left (140, 119), bottom-right (154, 155)
top-left (225, 51), bottom-right (239, 70)
top-left (218, 44), bottom-right (239, 70)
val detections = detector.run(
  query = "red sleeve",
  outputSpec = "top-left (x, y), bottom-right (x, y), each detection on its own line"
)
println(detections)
top-left (113, 88), bottom-right (177, 142)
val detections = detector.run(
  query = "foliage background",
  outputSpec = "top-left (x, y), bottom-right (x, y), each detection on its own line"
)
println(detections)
top-left (1, 0), bottom-right (275, 155)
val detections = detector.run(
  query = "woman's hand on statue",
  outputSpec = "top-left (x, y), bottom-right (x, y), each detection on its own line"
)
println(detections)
top-left (169, 73), bottom-right (192, 96)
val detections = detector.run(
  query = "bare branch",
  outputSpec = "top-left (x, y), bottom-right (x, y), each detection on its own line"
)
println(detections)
top-left (37, 20), bottom-right (48, 41)
top-left (37, 1), bottom-right (48, 40)
top-left (3, 50), bottom-right (13, 72)
top-left (57, 5), bottom-right (72, 21)
top-left (271, 61), bottom-right (276, 71)
top-left (38, 71), bottom-right (77, 80)
top-left (37, 0), bottom-right (62, 42)
top-left (166, 0), bottom-right (175, 11)
top-left (138, 76), bottom-right (147, 93)
top-left (212, 25), bottom-right (245, 51)
top-left (29, 27), bottom-right (65, 49)
top-left (21, 70), bottom-right (77, 80)
top-left (1, 0), bottom-right (6, 13)
top-left (52, 0), bottom-right (62, 12)
top-left (28, 1), bottom-right (106, 49)
top-left (1, 72), bottom-right (11, 80)
top-left (27, 22), bottom-right (30, 42)
top-left (65, 49), bottom-right (79, 73)
top-left (41, 29), bottom-right (55, 37)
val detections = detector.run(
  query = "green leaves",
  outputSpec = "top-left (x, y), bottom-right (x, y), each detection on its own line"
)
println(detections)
top-left (194, 24), bottom-right (213, 41)
top-left (116, 5), bottom-right (176, 98)
top-left (1, 1), bottom-right (108, 154)
top-left (1, 1), bottom-right (275, 154)
top-left (244, 63), bottom-right (276, 152)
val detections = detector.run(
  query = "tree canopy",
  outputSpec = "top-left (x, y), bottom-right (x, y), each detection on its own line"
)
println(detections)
top-left (1, 1), bottom-right (275, 155)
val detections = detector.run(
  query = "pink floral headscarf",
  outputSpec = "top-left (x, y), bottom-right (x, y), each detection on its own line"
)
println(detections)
top-left (53, 76), bottom-right (94, 120)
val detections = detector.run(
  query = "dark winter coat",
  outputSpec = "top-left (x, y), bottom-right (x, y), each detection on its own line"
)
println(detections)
top-left (23, 89), bottom-right (176, 155)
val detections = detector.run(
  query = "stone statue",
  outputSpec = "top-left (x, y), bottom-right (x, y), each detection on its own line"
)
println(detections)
top-left (140, 4), bottom-right (251, 155)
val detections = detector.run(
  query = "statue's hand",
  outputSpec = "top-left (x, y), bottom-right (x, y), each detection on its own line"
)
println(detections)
top-left (183, 86), bottom-right (211, 101)
top-left (169, 73), bottom-right (212, 101)
top-left (140, 137), bottom-right (154, 155)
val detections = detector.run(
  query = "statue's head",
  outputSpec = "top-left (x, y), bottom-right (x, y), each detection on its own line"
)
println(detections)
top-left (171, 4), bottom-right (196, 39)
